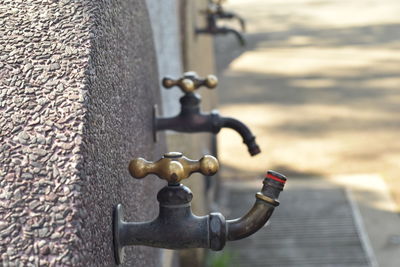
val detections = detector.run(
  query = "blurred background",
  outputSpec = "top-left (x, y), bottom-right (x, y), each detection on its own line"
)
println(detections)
top-left (211, 0), bottom-right (400, 266)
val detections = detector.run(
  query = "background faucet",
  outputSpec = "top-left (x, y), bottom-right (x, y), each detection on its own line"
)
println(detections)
top-left (154, 72), bottom-right (261, 156)
top-left (212, 0), bottom-right (246, 31)
top-left (113, 152), bottom-right (287, 264)
top-left (196, 1), bottom-right (246, 46)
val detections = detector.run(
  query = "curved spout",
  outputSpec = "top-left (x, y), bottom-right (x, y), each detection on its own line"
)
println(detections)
top-left (219, 116), bottom-right (260, 156)
top-left (154, 94), bottom-right (260, 156)
top-left (238, 17), bottom-right (246, 32)
top-left (218, 12), bottom-right (246, 32)
top-left (221, 27), bottom-right (245, 46)
top-left (227, 171), bottom-right (286, 241)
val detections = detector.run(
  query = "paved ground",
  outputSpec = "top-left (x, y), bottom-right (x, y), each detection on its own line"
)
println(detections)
top-left (213, 0), bottom-right (400, 266)
top-left (222, 179), bottom-right (373, 267)
top-left (215, 0), bottom-right (400, 203)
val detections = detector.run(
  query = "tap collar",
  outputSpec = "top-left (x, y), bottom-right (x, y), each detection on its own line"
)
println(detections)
top-left (157, 184), bottom-right (193, 205)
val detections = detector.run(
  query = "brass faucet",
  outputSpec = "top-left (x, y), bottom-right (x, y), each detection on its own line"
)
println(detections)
top-left (113, 152), bottom-right (287, 264)
top-left (154, 72), bottom-right (261, 156)
top-left (196, 2), bottom-right (246, 46)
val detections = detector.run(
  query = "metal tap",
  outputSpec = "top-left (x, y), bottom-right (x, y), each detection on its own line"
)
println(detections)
top-left (196, 2), bottom-right (246, 46)
top-left (154, 72), bottom-right (261, 156)
top-left (113, 152), bottom-right (287, 264)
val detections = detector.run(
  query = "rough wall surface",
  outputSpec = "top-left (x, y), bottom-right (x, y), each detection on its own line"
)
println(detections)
top-left (81, 1), bottom-right (164, 266)
top-left (0, 0), bottom-right (163, 266)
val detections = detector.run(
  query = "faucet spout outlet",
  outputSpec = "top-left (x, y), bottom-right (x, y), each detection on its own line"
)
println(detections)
top-left (113, 153), bottom-right (287, 265)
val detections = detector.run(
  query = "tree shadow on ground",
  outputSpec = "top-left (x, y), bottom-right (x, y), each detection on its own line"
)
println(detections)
top-left (215, 22), bottom-right (400, 75)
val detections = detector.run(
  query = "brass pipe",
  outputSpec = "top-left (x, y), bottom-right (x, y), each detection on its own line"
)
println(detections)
top-left (227, 171), bottom-right (286, 241)
top-left (227, 200), bottom-right (275, 241)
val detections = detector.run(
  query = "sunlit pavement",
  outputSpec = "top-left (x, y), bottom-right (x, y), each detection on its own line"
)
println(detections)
top-left (215, 0), bottom-right (400, 266)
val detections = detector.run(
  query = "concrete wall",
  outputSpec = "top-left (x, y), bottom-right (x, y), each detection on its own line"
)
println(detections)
top-left (146, 0), bottom-right (218, 220)
top-left (145, 1), bottom-right (182, 266)
top-left (0, 1), bottom-right (164, 266)
top-left (146, 0), bottom-right (183, 118)
top-left (145, 1), bottom-right (218, 266)
top-left (175, 1), bottom-right (218, 267)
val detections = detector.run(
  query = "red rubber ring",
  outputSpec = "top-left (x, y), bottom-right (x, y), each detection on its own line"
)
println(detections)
top-left (266, 173), bottom-right (286, 184)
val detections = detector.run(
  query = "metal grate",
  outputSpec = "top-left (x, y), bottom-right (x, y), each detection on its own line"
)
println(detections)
top-left (224, 185), bottom-right (372, 267)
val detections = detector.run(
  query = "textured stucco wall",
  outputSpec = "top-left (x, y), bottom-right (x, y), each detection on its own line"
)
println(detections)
top-left (0, 0), bottom-right (164, 266)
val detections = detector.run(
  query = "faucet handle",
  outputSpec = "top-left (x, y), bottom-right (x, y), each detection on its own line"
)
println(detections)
top-left (129, 152), bottom-right (219, 184)
top-left (162, 71), bottom-right (218, 93)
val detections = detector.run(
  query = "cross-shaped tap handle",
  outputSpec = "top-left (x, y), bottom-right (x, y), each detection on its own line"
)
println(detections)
top-left (129, 152), bottom-right (219, 184)
top-left (162, 71), bottom-right (218, 93)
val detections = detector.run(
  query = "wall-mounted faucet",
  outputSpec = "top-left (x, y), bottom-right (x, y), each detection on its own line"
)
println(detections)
top-left (113, 152), bottom-right (287, 264)
top-left (196, 2), bottom-right (246, 46)
top-left (212, 1), bottom-right (246, 32)
top-left (154, 72), bottom-right (261, 156)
